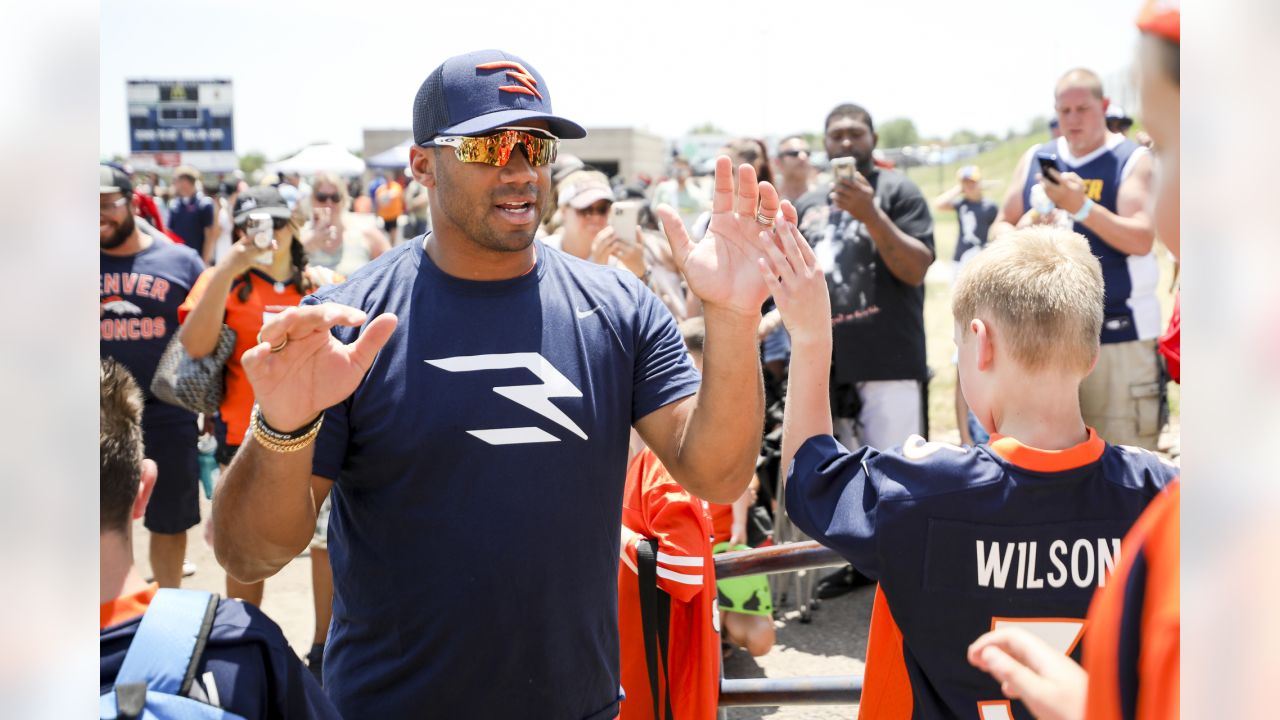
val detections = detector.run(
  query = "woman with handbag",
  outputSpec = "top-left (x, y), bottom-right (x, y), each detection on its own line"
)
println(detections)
top-left (176, 186), bottom-right (342, 669)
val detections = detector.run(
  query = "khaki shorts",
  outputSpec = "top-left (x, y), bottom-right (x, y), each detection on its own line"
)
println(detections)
top-left (1080, 339), bottom-right (1162, 449)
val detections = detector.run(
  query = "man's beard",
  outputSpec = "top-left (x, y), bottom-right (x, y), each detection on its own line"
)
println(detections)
top-left (436, 180), bottom-right (542, 253)
top-left (100, 212), bottom-right (135, 250)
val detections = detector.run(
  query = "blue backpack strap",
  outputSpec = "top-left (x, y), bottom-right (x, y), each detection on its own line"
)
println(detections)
top-left (115, 590), bottom-right (220, 696)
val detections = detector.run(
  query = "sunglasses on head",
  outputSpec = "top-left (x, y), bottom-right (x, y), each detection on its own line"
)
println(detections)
top-left (426, 127), bottom-right (559, 167)
top-left (313, 192), bottom-right (341, 203)
top-left (779, 149), bottom-right (810, 159)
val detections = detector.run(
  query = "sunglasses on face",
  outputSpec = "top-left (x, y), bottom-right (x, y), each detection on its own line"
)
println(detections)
top-left (236, 216), bottom-right (290, 231)
top-left (576, 202), bottom-right (612, 218)
top-left (99, 196), bottom-right (129, 212)
top-left (779, 149), bottom-right (810, 159)
top-left (427, 127), bottom-right (559, 167)
top-left (313, 192), bottom-right (341, 203)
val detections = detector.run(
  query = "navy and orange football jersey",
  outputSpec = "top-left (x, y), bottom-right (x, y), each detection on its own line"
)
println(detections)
top-left (1083, 481), bottom-right (1179, 720)
top-left (618, 448), bottom-right (721, 720)
top-left (785, 429), bottom-right (1177, 719)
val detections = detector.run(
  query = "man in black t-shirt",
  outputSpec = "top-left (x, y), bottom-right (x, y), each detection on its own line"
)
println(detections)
top-left (795, 103), bottom-right (935, 598)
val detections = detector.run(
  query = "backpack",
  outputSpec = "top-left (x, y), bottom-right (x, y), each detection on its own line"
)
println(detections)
top-left (100, 590), bottom-right (245, 719)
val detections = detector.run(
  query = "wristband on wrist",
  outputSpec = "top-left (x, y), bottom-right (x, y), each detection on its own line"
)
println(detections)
top-left (251, 405), bottom-right (323, 453)
top-left (1072, 197), bottom-right (1094, 222)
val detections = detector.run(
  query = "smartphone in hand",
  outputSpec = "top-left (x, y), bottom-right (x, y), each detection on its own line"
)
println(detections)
top-left (830, 156), bottom-right (856, 183)
top-left (609, 201), bottom-right (641, 247)
top-left (1036, 152), bottom-right (1060, 184)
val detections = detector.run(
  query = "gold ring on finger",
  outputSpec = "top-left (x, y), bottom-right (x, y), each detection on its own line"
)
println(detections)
top-left (269, 336), bottom-right (289, 353)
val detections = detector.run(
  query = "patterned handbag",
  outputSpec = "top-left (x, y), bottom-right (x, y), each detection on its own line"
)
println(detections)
top-left (150, 325), bottom-right (237, 415)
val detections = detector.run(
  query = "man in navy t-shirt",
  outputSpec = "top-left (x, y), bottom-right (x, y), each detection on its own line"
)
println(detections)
top-left (167, 165), bottom-right (217, 266)
top-left (100, 164), bottom-right (206, 589)
top-left (211, 49), bottom-right (797, 718)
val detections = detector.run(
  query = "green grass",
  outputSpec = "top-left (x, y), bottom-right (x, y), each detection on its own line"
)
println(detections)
top-left (909, 133), bottom-right (1179, 439)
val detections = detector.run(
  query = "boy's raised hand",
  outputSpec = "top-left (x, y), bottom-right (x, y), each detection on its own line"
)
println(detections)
top-left (756, 221), bottom-right (831, 347)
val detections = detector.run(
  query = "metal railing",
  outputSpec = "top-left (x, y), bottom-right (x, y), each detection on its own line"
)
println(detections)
top-left (713, 541), bottom-right (862, 709)
top-left (720, 676), bottom-right (863, 707)
top-left (713, 540), bottom-right (844, 580)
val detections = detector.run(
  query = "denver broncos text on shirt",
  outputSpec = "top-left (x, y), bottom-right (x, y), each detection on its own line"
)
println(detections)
top-left (101, 272), bottom-right (176, 341)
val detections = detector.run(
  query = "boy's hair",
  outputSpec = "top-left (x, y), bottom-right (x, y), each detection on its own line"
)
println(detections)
top-left (101, 358), bottom-right (145, 534)
top-left (679, 316), bottom-right (706, 355)
top-left (952, 227), bottom-right (1103, 374)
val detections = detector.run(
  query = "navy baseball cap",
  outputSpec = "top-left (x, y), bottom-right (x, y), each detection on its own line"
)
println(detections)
top-left (413, 49), bottom-right (587, 146)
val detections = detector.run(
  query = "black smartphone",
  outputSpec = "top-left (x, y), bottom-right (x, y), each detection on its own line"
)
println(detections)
top-left (1036, 152), bottom-right (1060, 184)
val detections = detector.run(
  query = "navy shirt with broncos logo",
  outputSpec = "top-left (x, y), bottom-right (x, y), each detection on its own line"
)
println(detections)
top-left (304, 237), bottom-right (701, 719)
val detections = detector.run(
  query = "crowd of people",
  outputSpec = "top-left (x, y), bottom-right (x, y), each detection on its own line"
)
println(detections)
top-left (101, 4), bottom-right (1181, 717)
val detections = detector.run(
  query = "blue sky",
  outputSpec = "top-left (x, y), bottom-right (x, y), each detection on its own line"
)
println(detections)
top-left (101, 0), bottom-right (1148, 158)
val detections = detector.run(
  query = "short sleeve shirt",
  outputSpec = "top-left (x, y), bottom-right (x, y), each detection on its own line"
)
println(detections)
top-left (304, 238), bottom-right (701, 719)
top-left (167, 193), bottom-right (216, 258)
top-left (952, 197), bottom-right (999, 262)
top-left (786, 431), bottom-right (1177, 719)
top-left (795, 169), bottom-right (935, 384)
top-left (100, 240), bottom-right (205, 425)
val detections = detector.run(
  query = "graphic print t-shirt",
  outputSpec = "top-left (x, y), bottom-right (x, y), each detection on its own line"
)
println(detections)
top-left (952, 197), bottom-right (999, 262)
top-left (305, 238), bottom-right (701, 719)
top-left (100, 240), bottom-right (205, 424)
top-left (795, 169), bottom-right (935, 384)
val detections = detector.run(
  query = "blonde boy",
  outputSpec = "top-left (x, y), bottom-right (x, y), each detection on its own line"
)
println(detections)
top-left (760, 223), bottom-right (1175, 719)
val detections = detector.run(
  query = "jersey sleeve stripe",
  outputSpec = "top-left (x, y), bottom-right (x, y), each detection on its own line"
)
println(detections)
top-left (657, 552), bottom-right (705, 567)
top-left (656, 567), bottom-right (703, 585)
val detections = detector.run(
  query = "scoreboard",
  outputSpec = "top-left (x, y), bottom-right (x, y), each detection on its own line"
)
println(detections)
top-left (127, 79), bottom-right (237, 172)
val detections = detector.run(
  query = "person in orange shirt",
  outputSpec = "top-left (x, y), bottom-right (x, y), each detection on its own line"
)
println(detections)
top-left (618, 318), bottom-right (726, 720)
top-left (967, 5), bottom-right (1180, 719)
top-left (374, 170), bottom-right (405, 244)
top-left (177, 186), bottom-right (341, 676)
top-left (99, 358), bottom-right (338, 717)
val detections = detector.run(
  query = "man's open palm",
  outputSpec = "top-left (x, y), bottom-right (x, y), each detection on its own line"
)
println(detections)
top-left (657, 156), bottom-right (798, 317)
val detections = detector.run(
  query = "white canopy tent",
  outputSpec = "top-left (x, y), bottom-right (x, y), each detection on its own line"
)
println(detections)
top-left (265, 143), bottom-right (366, 177)
top-left (366, 139), bottom-right (413, 170)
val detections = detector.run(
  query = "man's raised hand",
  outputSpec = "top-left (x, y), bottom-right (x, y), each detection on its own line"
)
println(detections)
top-left (243, 304), bottom-right (398, 432)
top-left (656, 156), bottom-right (798, 318)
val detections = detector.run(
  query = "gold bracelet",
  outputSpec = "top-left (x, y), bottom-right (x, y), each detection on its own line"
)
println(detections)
top-left (251, 407), bottom-right (323, 453)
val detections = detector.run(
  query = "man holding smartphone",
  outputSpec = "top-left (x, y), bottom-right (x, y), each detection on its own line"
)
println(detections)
top-left (992, 68), bottom-right (1160, 450)
top-left (794, 102), bottom-right (935, 600)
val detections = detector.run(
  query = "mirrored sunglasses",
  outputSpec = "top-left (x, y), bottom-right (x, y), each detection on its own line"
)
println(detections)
top-left (427, 127), bottom-right (559, 167)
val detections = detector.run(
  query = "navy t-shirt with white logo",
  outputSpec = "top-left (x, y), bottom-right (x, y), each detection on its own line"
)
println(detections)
top-left (304, 237), bottom-right (701, 719)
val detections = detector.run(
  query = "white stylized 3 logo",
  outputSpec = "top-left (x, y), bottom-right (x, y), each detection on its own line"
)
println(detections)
top-left (425, 352), bottom-right (588, 445)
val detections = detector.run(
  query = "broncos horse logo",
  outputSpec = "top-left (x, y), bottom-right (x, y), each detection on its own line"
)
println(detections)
top-left (101, 296), bottom-right (143, 316)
